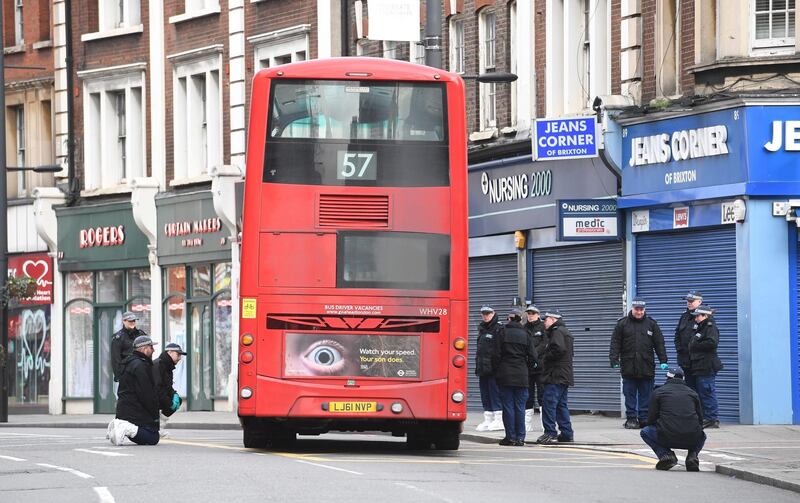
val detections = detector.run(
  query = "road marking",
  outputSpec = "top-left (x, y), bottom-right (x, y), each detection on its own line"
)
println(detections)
top-left (395, 482), bottom-right (456, 503)
top-left (705, 452), bottom-right (745, 461)
top-left (74, 448), bottom-right (133, 457)
top-left (94, 487), bottom-right (116, 503)
top-left (37, 462), bottom-right (94, 479)
top-left (0, 454), bottom-right (25, 461)
top-left (0, 432), bottom-right (71, 438)
top-left (295, 459), bottom-right (363, 475)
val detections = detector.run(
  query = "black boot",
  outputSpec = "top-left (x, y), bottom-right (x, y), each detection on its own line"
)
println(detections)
top-left (655, 452), bottom-right (678, 471)
top-left (623, 417), bottom-right (639, 429)
top-left (702, 419), bottom-right (720, 429)
top-left (685, 452), bottom-right (700, 472)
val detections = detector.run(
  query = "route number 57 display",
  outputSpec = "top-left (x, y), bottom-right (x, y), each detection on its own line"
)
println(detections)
top-left (337, 151), bottom-right (377, 180)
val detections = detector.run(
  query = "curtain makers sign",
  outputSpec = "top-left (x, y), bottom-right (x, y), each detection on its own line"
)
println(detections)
top-left (156, 192), bottom-right (229, 265)
top-left (557, 199), bottom-right (620, 241)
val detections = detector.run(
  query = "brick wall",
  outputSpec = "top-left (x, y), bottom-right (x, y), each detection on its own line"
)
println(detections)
top-left (680, 0), bottom-right (694, 96)
top-left (3, 0), bottom-right (54, 84)
top-left (611, 0), bottom-right (621, 95)
top-left (640, 0), bottom-right (656, 103)
top-left (534, 0), bottom-right (545, 118)
top-left (71, 0), bottom-right (152, 188)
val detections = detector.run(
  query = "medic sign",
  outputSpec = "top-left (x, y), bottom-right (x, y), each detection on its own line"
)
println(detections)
top-left (557, 199), bottom-right (620, 241)
top-left (7, 253), bottom-right (53, 305)
top-left (534, 116), bottom-right (598, 161)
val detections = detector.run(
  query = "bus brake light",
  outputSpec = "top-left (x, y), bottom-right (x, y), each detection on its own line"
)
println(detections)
top-left (241, 351), bottom-right (254, 363)
top-left (452, 355), bottom-right (466, 368)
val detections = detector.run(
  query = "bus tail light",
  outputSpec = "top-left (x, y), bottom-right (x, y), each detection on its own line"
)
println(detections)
top-left (451, 391), bottom-right (464, 403)
top-left (241, 333), bottom-right (254, 346)
top-left (452, 355), bottom-right (466, 368)
top-left (453, 338), bottom-right (466, 350)
top-left (241, 351), bottom-right (254, 364)
top-left (240, 387), bottom-right (253, 399)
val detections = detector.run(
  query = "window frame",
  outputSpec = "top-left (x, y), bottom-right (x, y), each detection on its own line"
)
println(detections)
top-left (14, 105), bottom-right (25, 195)
top-left (248, 25), bottom-right (310, 72)
top-left (750, 0), bottom-right (796, 54)
top-left (98, 0), bottom-right (141, 32)
top-left (449, 18), bottom-right (465, 74)
top-left (14, 0), bottom-right (24, 45)
top-left (478, 9), bottom-right (498, 130)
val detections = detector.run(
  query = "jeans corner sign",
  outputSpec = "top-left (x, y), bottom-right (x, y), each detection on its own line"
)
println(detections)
top-left (558, 199), bottom-right (619, 241)
top-left (534, 116), bottom-right (598, 161)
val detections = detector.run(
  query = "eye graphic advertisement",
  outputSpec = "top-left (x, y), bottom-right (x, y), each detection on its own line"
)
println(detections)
top-left (284, 333), bottom-right (420, 379)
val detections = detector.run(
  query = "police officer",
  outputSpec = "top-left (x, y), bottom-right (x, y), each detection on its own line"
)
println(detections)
top-left (475, 305), bottom-right (504, 432)
top-left (523, 304), bottom-right (546, 432)
top-left (675, 290), bottom-right (703, 390)
top-left (493, 308), bottom-right (538, 446)
top-left (689, 304), bottom-right (722, 429)
top-left (609, 297), bottom-right (668, 429)
top-left (640, 367), bottom-right (706, 471)
top-left (536, 309), bottom-right (574, 445)
top-left (111, 312), bottom-right (147, 383)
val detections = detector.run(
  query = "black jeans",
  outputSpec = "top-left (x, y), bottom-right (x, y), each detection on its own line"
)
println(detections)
top-left (131, 426), bottom-right (160, 445)
top-left (525, 373), bottom-right (544, 409)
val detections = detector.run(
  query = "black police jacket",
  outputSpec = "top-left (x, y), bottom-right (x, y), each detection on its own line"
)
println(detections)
top-left (524, 319), bottom-right (546, 375)
top-left (475, 314), bottom-right (502, 377)
top-left (541, 320), bottom-right (574, 386)
top-left (111, 327), bottom-right (146, 382)
top-left (153, 351), bottom-right (178, 417)
top-left (609, 312), bottom-right (667, 379)
top-left (492, 320), bottom-right (538, 388)
top-left (674, 309), bottom-right (696, 371)
top-left (689, 317), bottom-right (723, 376)
top-left (645, 378), bottom-right (704, 449)
top-left (115, 351), bottom-right (159, 431)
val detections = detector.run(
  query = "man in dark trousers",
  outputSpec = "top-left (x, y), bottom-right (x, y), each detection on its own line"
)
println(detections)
top-left (640, 367), bottom-right (706, 471)
top-left (689, 304), bottom-right (722, 429)
top-left (154, 343), bottom-right (187, 437)
top-left (475, 305), bottom-right (504, 432)
top-left (675, 290), bottom-right (703, 390)
top-left (111, 311), bottom-right (147, 382)
top-left (609, 297), bottom-right (668, 429)
top-left (523, 304), bottom-right (546, 432)
top-left (493, 308), bottom-right (538, 446)
top-left (110, 336), bottom-right (160, 446)
top-left (536, 309), bottom-right (574, 445)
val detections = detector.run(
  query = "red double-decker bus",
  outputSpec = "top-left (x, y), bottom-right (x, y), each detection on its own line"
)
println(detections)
top-left (237, 57), bottom-right (468, 450)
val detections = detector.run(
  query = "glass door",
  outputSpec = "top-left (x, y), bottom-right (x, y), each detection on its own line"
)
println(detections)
top-left (188, 303), bottom-right (213, 410)
top-left (94, 307), bottom-right (122, 413)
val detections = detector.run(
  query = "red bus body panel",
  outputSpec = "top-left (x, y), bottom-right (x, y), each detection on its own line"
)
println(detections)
top-left (238, 58), bottom-right (468, 432)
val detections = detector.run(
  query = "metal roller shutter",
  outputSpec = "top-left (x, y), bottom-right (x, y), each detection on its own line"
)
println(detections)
top-left (532, 242), bottom-right (624, 411)
top-left (796, 241), bottom-right (800, 423)
top-left (635, 226), bottom-right (739, 422)
top-left (467, 254), bottom-right (518, 410)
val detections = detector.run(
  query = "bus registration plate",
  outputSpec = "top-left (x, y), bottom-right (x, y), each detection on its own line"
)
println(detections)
top-left (329, 401), bottom-right (377, 413)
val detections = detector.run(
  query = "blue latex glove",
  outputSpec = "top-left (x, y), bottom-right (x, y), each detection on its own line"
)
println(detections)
top-left (171, 393), bottom-right (181, 412)
top-left (611, 361), bottom-right (620, 369)
top-left (660, 363), bottom-right (669, 370)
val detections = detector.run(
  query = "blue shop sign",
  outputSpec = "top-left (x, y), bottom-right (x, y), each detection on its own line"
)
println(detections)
top-left (534, 116), bottom-right (598, 161)
top-left (557, 199), bottom-right (620, 241)
top-left (620, 105), bottom-right (800, 207)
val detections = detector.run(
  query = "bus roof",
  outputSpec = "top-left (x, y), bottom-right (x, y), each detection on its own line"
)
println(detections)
top-left (255, 57), bottom-right (463, 85)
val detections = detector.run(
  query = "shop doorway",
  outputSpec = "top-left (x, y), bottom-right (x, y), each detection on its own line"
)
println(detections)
top-left (188, 302), bottom-right (214, 410)
top-left (94, 307), bottom-right (122, 414)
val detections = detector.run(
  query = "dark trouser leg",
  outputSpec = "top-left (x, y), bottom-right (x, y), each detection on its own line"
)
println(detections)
top-left (131, 426), bottom-right (160, 446)
top-left (514, 387), bottom-right (529, 441)
top-left (525, 376), bottom-right (537, 409)
top-left (535, 375), bottom-right (544, 408)
top-left (639, 425), bottom-right (669, 458)
top-left (689, 431), bottom-right (707, 456)
top-left (622, 378), bottom-right (638, 419)
top-left (541, 384), bottom-right (559, 437)
top-left (696, 375), bottom-right (719, 421)
top-left (479, 376), bottom-right (492, 411)
top-left (488, 376), bottom-right (503, 411)
top-left (498, 386), bottom-right (515, 440)
top-left (637, 378), bottom-right (655, 423)
top-left (684, 372), bottom-right (697, 391)
top-left (555, 385), bottom-right (573, 439)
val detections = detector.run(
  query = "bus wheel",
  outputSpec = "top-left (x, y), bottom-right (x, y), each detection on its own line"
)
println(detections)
top-left (406, 431), bottom-right (432, 450)
top-left (434, 429), bottom-right (460, 451)
top-left (243, 427), bottom-right (268, 449)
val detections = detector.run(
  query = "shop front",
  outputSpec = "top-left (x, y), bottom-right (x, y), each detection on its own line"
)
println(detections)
top-left (56, 202), bottom-right (151, 414)
top-left (467, 150), bottom-right (622, 412)
top-left (619, 101), bottom-right (800, 424)
top-left (157, 191), bottom-right (232, 411)
top-left (6, 253), bottom-right (54, 412)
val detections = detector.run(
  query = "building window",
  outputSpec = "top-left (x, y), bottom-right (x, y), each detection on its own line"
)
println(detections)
top-left (99, 0), bottom-right (141, 31)
top-left (449, 19), bottom-right (465, 74)
top-left (382, 40), bottom-right (399, 59)
top-left (249, 25), bottom-right (310, 71)
top-left (14, 0), bottom-right (23, 45)
top-left (656, 0), bottom-right (680, 97)
top-left (510, 1), bottom-right (518, 126)
top-left (172, 54), bottom-right (222, 181)
top-left (186, 0), bottom-right (218, 13)
top-left (14, 106), bottom-right (25, 194)
top-left (80, 68), bottom-right (145, 190)
top-left (753, 0), bottom-right (796, 53)
top-left (479, 10), bottom-right (497, 129)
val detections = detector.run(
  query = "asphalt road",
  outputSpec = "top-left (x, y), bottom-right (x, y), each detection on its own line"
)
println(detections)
top-left (1, 428), bottom-right (798, 503)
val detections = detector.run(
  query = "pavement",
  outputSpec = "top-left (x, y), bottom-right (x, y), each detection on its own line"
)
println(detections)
top-left (2, 410), bottom-right (799, 494)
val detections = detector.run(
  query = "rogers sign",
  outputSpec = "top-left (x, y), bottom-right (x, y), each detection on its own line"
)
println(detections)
top-left (79, 225), bottom-right (126, 248)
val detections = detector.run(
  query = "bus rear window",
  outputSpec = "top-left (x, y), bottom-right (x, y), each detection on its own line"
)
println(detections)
top-left (269, 80), bottom-right (446, 142)
top-left (337, 232), bottom-right (450, 291)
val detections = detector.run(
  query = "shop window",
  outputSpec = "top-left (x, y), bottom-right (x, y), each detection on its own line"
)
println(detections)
top-left (165, 294), bottom-right (187, 396)
top-left (752, 0), bottom-right (796, 54)
top-left (66, 271), bottom-right (93, 300)
top-left (166, 266), bottom-right (187, 294)
top-left (191, 265), bottom-right (212, 297)
top-left (214, 262), bottom-right (231, 292)
top-left (214, 293), bottom-right (232, 396)
top-left (97, 270), bottom-right (124, 303)
top-left (8, 305), bottom-right (51, 405)
top-left (65, 298), bottom-right (93, 397)
top-left (449, 18), bottom-right (465, 74)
